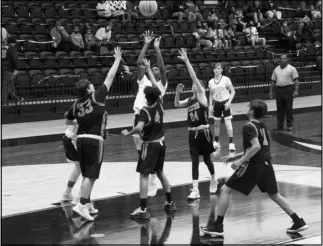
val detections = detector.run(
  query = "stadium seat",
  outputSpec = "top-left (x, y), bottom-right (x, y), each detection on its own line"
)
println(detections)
top-left (161, 34), bottom-right (175, 48)
top-left (56, 51), bottom-right (71, 68)
top-left (20, 35), bottom-right (38, 52)
top-left (70, 51), bottom-right (86, 68)
top-left (5, 22), bottom-right (19, 35)
top-left (33, 20), bottom-right (48, 35)
top-left (74, 68), bottom-right (88, 80)
top-left (226, 48), bottom-right (236, 60)
top-left (41, 51), bottom-right (57, 69)
top-left (30, 4), bottom-right (43, 18)
top-left (161, 6), bottom-right (172, 19)
top-left (26, 52), bottom-right (43, 69)
top-left (84, 51), bottom-right (101, 67)
top-left (122, 50), bottom-right (137, 66)
top-left (17, 53), bottom-right (28, 70)
top-left (43, 5), bottom-right (57, 18)
top-left (127, 34), bottom-right (141, 49)
top-left (2, 4), bottom-right (15, 17)
top-left (16, 4), bottom-right (30, 18)
top-left (116, 34), bottom-right (130, 49)
top-left (124, 22), bottom-right (137, 35)
top-left (161, 50), bottom-right (172, 64)
top-left (34, 34), bottom-right (51, 52)
top-left (88, 68), bottom-right (104, 87)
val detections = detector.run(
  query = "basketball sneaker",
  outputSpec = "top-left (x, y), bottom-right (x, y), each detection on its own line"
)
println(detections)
top-left (61, 192), bottom-right (73, 202)
top-left (228, 143), bottom-right (236, 151)
top-left (213, 141), bottom-right (221, 150)
top-left (86, 202), bottom-right (99, 214)
top-left (286, 218), bottom-right (308, 233)
top-left (209, 179), bottom-right (218, 194)
top-left (130, 207), bottom-right (151, 219)
top-left (147, 178), bottom-right (158, 197)
top-left (73, 202), bottom-right (94, 221)
top-left (200, 220), bottom-right (224, 237)
top-left (187, 188), bottom-right (200, 201)
top-left (164, 201), bottom-right (177, 211)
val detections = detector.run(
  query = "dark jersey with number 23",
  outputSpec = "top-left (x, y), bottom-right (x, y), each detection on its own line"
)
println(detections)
top-left (139, 102), bottom-right (164, 141)
top-left (242, 121), bottom-right (271, 163)
top-left (65, 84), bottom-right (109, 137)
top-left (187, 97), bottom-right (209, 128)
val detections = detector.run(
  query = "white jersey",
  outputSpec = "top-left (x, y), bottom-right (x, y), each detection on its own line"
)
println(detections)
top-left (208, 75), bottom-right (232, 102)
top-left (133, 75), bottom-right (167, 114)
top-left (65, 124), bottom-right (79, 141)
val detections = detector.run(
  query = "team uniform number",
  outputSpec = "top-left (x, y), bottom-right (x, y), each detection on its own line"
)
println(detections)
top-left (189, 111), bottom-right (199, 122)
top-left (77, 99), bottom-right (93, 117)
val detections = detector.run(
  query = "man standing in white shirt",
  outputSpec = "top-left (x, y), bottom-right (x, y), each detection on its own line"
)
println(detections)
top-left (208, 63), bottom-right (236, 152)
top-left (133, 31), bottom-right (168, 197)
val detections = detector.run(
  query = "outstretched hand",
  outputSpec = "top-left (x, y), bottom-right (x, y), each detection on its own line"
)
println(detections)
top-left (113, 46), bottom-right (123, 60)
top-left (141, 58), bottom-right (151, 70)
top-left (177, 48), bottom-right (189, 62)
top-left (143, 30), bottom-right (155, 45)
top-left (153, 36), bottom-right (161, 48)
top-left (176, 83), bottom-right (185, 93)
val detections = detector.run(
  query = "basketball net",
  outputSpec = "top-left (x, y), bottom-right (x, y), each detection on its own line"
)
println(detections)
top-left (105, 1), bottom-right (126, 11)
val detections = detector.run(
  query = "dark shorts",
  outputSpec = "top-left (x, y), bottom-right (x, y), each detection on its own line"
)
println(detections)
top-left (225, 160), bottom-right (278, 196)
top-left (136, 140), bottom-right (166, 174)
top-left (211, 99), bottom-right (232, 120)
top-left (76, 136), bottom-right (104, 179)
top-left (63, 135), bottom-right (78, 163)
top-left (189, 129), bottom-right (215, 157)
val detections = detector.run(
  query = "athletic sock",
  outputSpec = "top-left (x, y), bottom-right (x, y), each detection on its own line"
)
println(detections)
top-left (217, 216), bottom-right (224, 224)
top-left (229, 137), bottom-right (233, 143)
top-left (290, 213), bottom-right (301, 222)
top-left (214, 136), bottom-right (219, 142)
top-left (165, 192), bottom-right (172, 203)
top-left (140, 198), bottom-right (147, 211)
top-left (80, 197), bottom-right (88, 205)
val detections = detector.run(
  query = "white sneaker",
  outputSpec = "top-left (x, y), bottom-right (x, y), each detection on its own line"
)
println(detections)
top-left (229, 143), bottom-right (236, 151)
top-left (130, 207), bottom-right (150, 219)
top-left (187, 188), bottom-right (200, 201)
top-left (213, 141), bottom-right (221, 150)
top-left (209, 179), bottom-right (218, 194)
top-left (61, 192), bottom-right (73, 201)
top-left (86, 202), bottom-right (99, 214)
top-left (73, 202), bottom-right (94, 221)
top-left (147, 179), bottom-right (158, 197)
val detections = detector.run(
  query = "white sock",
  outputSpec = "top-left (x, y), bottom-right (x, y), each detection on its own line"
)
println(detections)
top-left (192, 180), bottom-right (199, 190)
top-left (211, 174), bottom-right (217, 181)
top-left (64, 187), bottom-right (72, 194)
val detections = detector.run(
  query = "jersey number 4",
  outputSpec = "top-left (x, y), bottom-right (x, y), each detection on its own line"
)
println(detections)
top-left (189, 111), bottom-right (199, 122)
top-left (259, 128), bottom-right (268, 146)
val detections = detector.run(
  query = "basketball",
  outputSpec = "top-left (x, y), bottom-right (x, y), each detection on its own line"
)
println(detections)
top-left (139, 0), bottom-right (158, 17)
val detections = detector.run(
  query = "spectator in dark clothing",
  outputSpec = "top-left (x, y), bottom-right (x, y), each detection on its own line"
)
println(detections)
top-left (172, 1), bottom-right (188, 22)
top-left (280, 20), bottom-right (297, 52)
top-left (124, 1), bottom-right (139, 21)
top-left (50, 20), bottom-right (71, 52)
top-left (246, 1), bottom-right (264, 27)
top-left (299, 20), bottom-right (320, 43)
top-left (262, 0), bottom-right (282, 19)
top-left (70, 26), bottom-right (85, 51)
top-left (1, 36), bottom-right (23, 105)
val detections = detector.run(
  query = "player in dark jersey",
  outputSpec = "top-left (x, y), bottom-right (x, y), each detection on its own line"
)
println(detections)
top-left (174, 48), bottom-right (219, 201)
top-left (121, 59), bottom-right (176, 219)
top-left (65, 47), bottom-right (123, 221)
top-left (200, 99), bottom-right (308, 237)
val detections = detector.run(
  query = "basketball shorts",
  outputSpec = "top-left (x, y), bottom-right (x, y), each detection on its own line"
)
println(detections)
top-left (211, 99), bottom-right (232, 120)
top-left (63, 135), bottom-right (78, 163)
top-left (76, 135), bottom-right (104, 179)
top-left (189, 129), bottom-right (215, 157)
top-left (225, 160), bottom-right (278, 196)
top-left (136, 140), bottom-right (166, 174)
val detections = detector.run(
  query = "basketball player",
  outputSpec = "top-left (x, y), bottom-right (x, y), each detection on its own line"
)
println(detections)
top-left (133, 30), bottom-right (168, 197)
top-left (61, 124), bottom-right (81, 204)
top-left (121, 60), bottom-right (176, 219)
top-left (200, 99), bottom-right (308, 236)
top-left (208, 63), bottom-right (236, 152)
top-left (64, 47), bottom-right (123, 221)
top-left (174, 48), bottom-right (218, 200)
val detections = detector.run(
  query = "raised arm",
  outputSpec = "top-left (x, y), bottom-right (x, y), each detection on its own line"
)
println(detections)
top-left (153, 36), bottom-right (167, 87)
top-left (137, 30), bottom-right (155, 80)
top-left (103, 46), bottom-right (123, 91)
top-left (142, 58), bottom-right (159, 88)
top-left (174, 83), bottom-right (189, 108)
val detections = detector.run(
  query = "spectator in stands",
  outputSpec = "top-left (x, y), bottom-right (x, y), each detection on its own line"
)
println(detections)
top-left (84, 28), bottom-right (99, 52)
top-left (185, 0), bottom-right (203, 22)
top-left (1, 36), bottom-right (23, 105)
top-left (246, 1), bottom-right (264, 27)
top-left (95, 23), bottom-right (113, 54)
top-left (280, 20), bottom-right (297, 52)
top-left (70, 26), bottom-right (85, 52)
top-left (298, 19), bottom-right (320, 43)
top-left (2, 27), bottom-right (9, 45)
top-left (172, 1), bottom-right (202, 22)
top-left (229, 7), bottom-right (247, 33)
top-left (207, 22), bottom-right (222, 48)
top-left (245, 21), bottom-right (266, 49)
top-left (207, 8), bottom-right (219, 24)
top-left (262, 0), bottom-right (282, 20)
top-left (193, 21), bottom-right (213, 48)
top-left (218, 23), bottom-right (229, 48)
top-left (50, 20), bottom-right (71, 52)
top-left (124, 1), bottom-right (139, 21)
top-left (295, 1), bottom-right (312, 18)
top-left (172, 1), bottom-right (188, 22)
top-left (225, 25), bottom-right (240, 47)
top-left (310, 1), bottom-right (322, 19)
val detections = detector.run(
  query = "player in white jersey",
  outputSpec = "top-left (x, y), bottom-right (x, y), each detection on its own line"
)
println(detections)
top-left (133, 31), bottom-right (168, 197)
top-left (61, 123), bottom-right (81, 204)
top-left (208, 62), bottom-right (236, 152)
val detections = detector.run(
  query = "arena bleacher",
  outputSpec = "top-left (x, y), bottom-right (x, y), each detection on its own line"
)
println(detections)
top-left (1, 0), bottom-right (322, 124)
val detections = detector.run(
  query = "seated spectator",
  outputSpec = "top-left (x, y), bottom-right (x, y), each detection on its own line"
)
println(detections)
top-left (185, 0), bottom-right (203, 22)
top-left (70, 26), bottom-right (85, 51)
top-left (262, 0), bottom-right (282, 20)
top-left (172, 1), bottom-right (202, 22)
top-left (229, 7), bottom-right (247, 33)
top-left (218, 23), bottom-right (229, 48)
top-left (124, 1), bottom-right (139, 21)
top-left (207, 8), bottom-right (219, 24)
top-left (95, 24), bottom-right (114, 54)
top-left (310, 1), bottom-right (322, 19)
top-left (246, 1), bottom-right (264, 27)
top-left (84, 28), bottom-right (100, 52)
top-left (225, 25), bottom-right (241, 47)
top-left (280, 20), bottom-right (297, 52)
top-left (295, 1), bottom-right (312, 18)
top-left (2, 27), bottom-right (9, 45)
top-left (50, 20), bottom-right (71, 52)
top-left (207, 22), bottom-right (222, 48)
top-left (192, 21), bottom-right (213, 48)
top-left (245, 21), bottom-right (266, 48)
top-left (298, 20), bottom-right (321, 43)
top-left (172, 1), bottom-right (187, 22)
